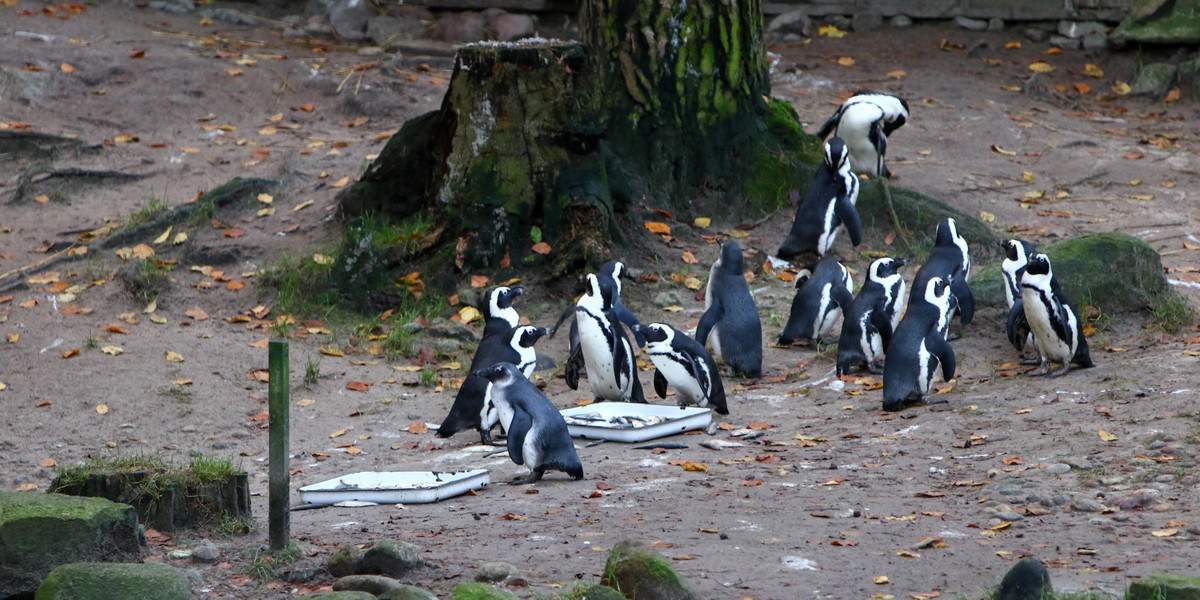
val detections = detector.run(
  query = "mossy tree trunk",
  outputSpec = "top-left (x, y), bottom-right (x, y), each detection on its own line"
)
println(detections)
top-left (341, 0), bottom-right (811, 274)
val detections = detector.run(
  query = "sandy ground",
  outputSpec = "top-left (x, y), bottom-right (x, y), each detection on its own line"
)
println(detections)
top-left (3, 3), bottom-right (1200, 599)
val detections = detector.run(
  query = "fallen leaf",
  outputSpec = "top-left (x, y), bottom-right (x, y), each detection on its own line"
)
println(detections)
top-left (1002, 455), bottom-right (1023, 465)
top-left (293, 200), bottom-right (313, 211)
top-left (166, 351), bottom-right (185, 363)
top-left (1123, 151), bottom-right (1144, 160)
top-left (96, 404), bottom-right (109, 414)
top-left (644, 222), bottom-right (671, 235)
top-left (874, 576), bottom-right (889, 585)
top-left (458, 306), bottom-right (481, 323)
top-left (312, 253), bottom-right (334, 265)
top-left (408, 422), bottom-right (428, 434)
top-left (129, 49), bottom-right (146, 59)
top-left (1112, 81), bottom-right (1132, 95)
top-left (61, 348), bottom-right (79, 359)
top-left (1028, 61), bottom-right (1055, 73)
top-left (153, 226), bottom-right (173, 245)
top-left (1073, 82), bottom-right (1091, 94)
top-left (330, 176), bottom-right (350, 188)
top-left (991, 145), bottom-right (1017, 156)
top-left (319, 345), bottom-right (344, 357)
top-left (1151, 529), bottom-right (1178, 537)
top-left (681, 251), bottom-right (699, 264)
top-left (101, 346), bottom-right (123, 356)
top-left (257, 193), bottom-right (273, 204)
top-left (1083, 63), bottom-right (1104, 78)
top-left (185, 307), bottom-right (209, 320)
top-left (693, 217), bottom-right (711, 228)
top-left (15, 483), bottom-right (38, 492)
top-left (346, 381), bottom-right (370, 392)
top-left (1164, 88), bottom-right (1180, 103)
top-left (818, 25), bottom-right (847, 38)
top-left (887, 69), bottom-right (907, 79)
top-left (35, 194), bottom-right (50, 204)
top-left (227, 280), bottom-right (245, 291)
top-left (837, 56), bottom-right (855, 67)
top-left (1098, 430), bottom-right (1117, 442)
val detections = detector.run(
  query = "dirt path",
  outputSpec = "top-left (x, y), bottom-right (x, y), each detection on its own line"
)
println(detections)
top-left (3, 4), bottom-right (1200, 599)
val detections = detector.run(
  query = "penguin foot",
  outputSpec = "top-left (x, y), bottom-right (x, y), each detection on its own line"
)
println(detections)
top-left (1018, 356), bottom-right (1041, 366)
top-left (946, 331), bottom-right (962, 342)
top-left (868, 362), bottom-right (884, 375)
top-left (508, 471), bottom-right (542, 485)
top-left (1048, 364), bottom-right (1073, 378)
top-left (1027, 363), bottom-right (1052, 377)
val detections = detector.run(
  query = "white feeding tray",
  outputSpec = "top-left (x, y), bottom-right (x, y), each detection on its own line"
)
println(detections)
top-left (298, 470), bottom-right (489, 506)
top-left (560, 403), bottom-right (713, 443)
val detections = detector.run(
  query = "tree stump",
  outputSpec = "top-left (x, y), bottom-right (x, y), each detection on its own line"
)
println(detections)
top-left (50, 471), bottom-right (251, 531)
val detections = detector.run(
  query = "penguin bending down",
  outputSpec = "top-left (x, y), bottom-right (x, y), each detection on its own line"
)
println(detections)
top-left (1019, 253), bottom-right (1094, 377)
top-left (575, 273), bottom-right (646, 403)
top-left (481, 285), bottom-right (526, 339)
top-left (776, 137), bottom-right (862, 260)
top-left (908, 218), bottom-right (973, 333)
top-left (557, 261), bottom-right (644, 390)
top-left (778, 256), bottom-right (854, 347)
top-left (636, 323), bottom-right (729, 415)
top-left (815, 91), bottom-right (909, 177)
top-left (836, 257), bottom-right (907, 375)
top-left (436, 325), bottom-right (550, 445)
top-left (696, 241), bottom-right (763, 378)
top-left (882, 277), bottom-right (957, 412)
top-left (475, 363), bottom-right (584, 485)
top-left (1000, 239), bottom-right (1039, 362)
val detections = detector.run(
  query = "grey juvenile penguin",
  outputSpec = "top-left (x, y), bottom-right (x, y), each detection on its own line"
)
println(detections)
top-left (696, 240), bottom-right (763, 378)
top-left (475, 363), bottom-right (583, 485)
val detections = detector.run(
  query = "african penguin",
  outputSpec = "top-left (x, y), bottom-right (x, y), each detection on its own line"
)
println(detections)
top-left (1020, 253), bottom-right (1094, 377)
top-left (776, 137), bottom-right (862, 260)
top-left (908, 218), bottom-right (973, 333)
top-left (637, 323), bottom-right (729, 415)
top-left (437, 325), bottom-right (550, 445)
top-left (575, 273), bottom-right (646, 403)
top-left (836, 257), bottom-right (907, 375)
top-left (882, 276), bottom-right (957, 412)
top-left (475, 363), bottom-right (583, 485)
top-left (696, 240), bottom-right (763, 378)
top-left (481, 285), bottom-right (526, 339)
top-left (778, 256), bottom-right (855, 347)
top-left (557, 261), bottom-right (644, 390)
top-left (815, 91), bottom-right (909, 177)
top-left (1001, 239), bottom-right (1039, 361)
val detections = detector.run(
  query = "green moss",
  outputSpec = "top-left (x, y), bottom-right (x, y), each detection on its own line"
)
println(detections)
top-left (35, 563), bottom-right (192, 600)
top-left (1112, 0), bottom-right (1200, 44)
top-left (1128, 573), bottom-right (1200, 600)
top-left (449, 582), bottom-right (518, 600)
top-left (601, 540), bottom-right (698, 600)
top-left (856, 180), bottom-right (1000, 261)
top-left (557, 583), bottom-right (626, 600)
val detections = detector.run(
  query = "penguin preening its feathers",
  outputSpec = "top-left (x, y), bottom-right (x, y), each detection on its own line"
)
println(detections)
top-left (815, 91), bottom-right (909, 177)
top-left (475, 363), bottom-right (583, 485)
top-left (637, 323), bottom-right (729, 415)
top-left (1020, 253), bottom-right (1094, 377)
top-left (882, 276), bottom-right (957, 412)
top-left (776, 137), bottom-right (862, 260)
top-left (837, 257), bottom-right (907, 375)
top-left (908, 218), bottom-right (973, 333)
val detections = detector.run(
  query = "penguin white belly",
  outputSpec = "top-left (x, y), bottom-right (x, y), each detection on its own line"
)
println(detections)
top-left (577, 315), bottom-right (624, 398)
top-left (816, 306), bottom-right (842, 339)
top-left (709, 327), bottom-right (724, 363)
top-left (816, 200), bottom-right (839, 255)
top-left (480, 383), bottom-right (500, 431)
top-left (917, 339), bottom-right (938, 395)
top-left (1023, 290), bottom-right (1071, 362)
top-left (522, 429), bottom-right (542, 469)
top-left (838, 122), bottom-right (879, 175)
top-left (862, 316), bottom-right (883, 362)
top-left (652, 355), bottom-right (705, 406)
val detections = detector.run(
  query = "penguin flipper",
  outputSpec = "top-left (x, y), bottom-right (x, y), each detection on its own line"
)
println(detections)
top-left (1074, 327), bottom-right (1095, 368)
top-left (564, 343), bottom-right (584, 390)
top-left (869, 309), bottom-right (893, 351)
top-left (926, 331), bottom-right (956, 382)
top-left (695, 303), bottom-right (723, 347)
top-left (831, 284), bottom-right (856, 312)
top-left (653, 369), bottom-right (669, 400)
top-left (629, 372), bottom-right (647, 404)
top-left (835, 194), bottom-right (863, 247)
top-left (1006, 300), bottom-right (1029, 352)
top-left (506, 408), bottom-right (532, 466)
top-left (950, 276), bottom-right (975, 325)
top-left (436, 376), bottom-right (487, 438)
top-left (685, 350), bottom-right (712, 401)
top-left (815, 109), bottom-right (841, 139)
top-left (613, 304), bottom-right (646, 348)
top-left (549, 302), bottom-right (575, 340)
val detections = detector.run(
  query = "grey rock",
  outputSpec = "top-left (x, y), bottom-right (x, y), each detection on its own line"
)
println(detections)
top-left (1024, 28), bottom-right (1049, 42)
top-left (1154, 473), bottom-right (1176, 483)
top-left (362, 540), bottom-right (424, 578)
top-left (1148, 440), bottom-right (1167, 450)
top-left (1070, 497), bottom-right (1107, 513)
top-left (149, 0), bottom-right (193, 14)
top-left (387, 5), bottom-right (433, 21)
top-left (654, 291), bottom-right (682, 307)
top-left (1100, 475), bottom-right (1125, 485)
top-left (481, 7), bottom-right (506, 23)
top-left (1132, 62), bottom-right (1178, 99)
top-left (955, 16), bottom-right (988, 31)
top-left (1051, 494), bottom-right (1069, 506)
top-left (367, 16), bottom-right (424, 46)
top-left (0, 65), bottom-right (47, 106)
top-left (1081, 33), bottom-right (1108, 51)
top-left (996, 557), bottom-right (1052, 600)
top-left (428, 12), bottom-right (486, 43)
top-left (766, 10), bottom-right (811, 39)
top-left (379, 585), bottom-right (441, 600)
top-left (1048, 35), bottom-right (1082, 50)
top-left (400, 321), bottom-right (426, 334)
top-left (1064, 457), bottom-right (1094, 470)
top-left (297, 593), bottom-right (378, 600)
top-left (286, 567), bottom-right (325, 582)
top-left (987, 18), bottom-right (1005, 32)
top-left (328, 545), bottom-right (364, 578)
top-left (1046, 463), bottom-right (1071, 475)
top-left (303, 21), bottom-right (336, 38)
top-left (183, 568), bottom-right (204, 586)
top-left (487, 14), bottom-right (535, 42)
top-left (995, 510), bottom-right (1024, 522)
top-left (851, 12), bottom-right (883, 33)
top-left (1058, 21), bottom-right (1107, 39)
top-left (36, 563), bottom-right (192, 600)
top-left (168, 549), bottom-right (192, 560)
top-left (330, 0), bottom-right (373, 41)
top-left (191, 540), bottom-right (220, 563)
top-left (1130, 457), bottom-right (1159, 468)
top-left (199, 8), bottom-right (259, 26)
top-left (334, 574), bottom-right (403, 595)
top-left (997, 484), bottom-right (1024, 496)
top-left (889, 15), bottom-right (912, 28)
top-left (427, 318), bottom-right (478, 342)
top-left (475, 561), bottom-right (519, 583)
top-left (827, 15), bottom-right (851, 30)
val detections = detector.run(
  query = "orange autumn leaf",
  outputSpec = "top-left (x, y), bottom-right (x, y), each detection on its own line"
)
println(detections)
top-left (1002, 455), bottom-right (1023, 465)
top-left (681, 251), bottom-right (699, 264)
top-left (224, 228), bottom-right (244, 238)
top-left (407, 422), bottom-right (428, 434)
top-left (644, 222), bottom-right (671, 235)
top-left (346, 381), bottom-right (370, 392)
top-left (227, 280), bottom-right (245, 291)
top-left (1073, 82), bottom-right (1091, 94)
top-left (61, 348), bottom-right (80, 359)
top-left (470, 274), bottom-right (489, 288)
top-left (1165, 88), bottom-right (1180, 103)
top-left (129, 49), bottom-right (146, 59)
top-left (531, 242), bottom-right (552, 255)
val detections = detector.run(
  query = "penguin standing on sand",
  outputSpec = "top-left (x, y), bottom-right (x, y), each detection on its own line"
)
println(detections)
top-left (776, 137), bottom-right (862, 260)
top-left (696, 241), bottom-right (763, 378)
top-left (475, 363), bottom-right (584, 485)
top-left (1019, 253), bottom-right (1094, 377)
top-left (778, 256), bottom-right (855, 347)
top-left (882, 276), bottom-right (957, 412)
top-left (908, 218), bottom-right (973, 334)
top-left (837, 257), bottom-right (907, 375)
top-left (815, 91), bottom-right (909, 177)
top-left (436, 325), bottom-right (550, 445)
top-left (1001, 239), bottom-right (1039, 361)
top-left (636, 323), bottom-right (729, 415)
top-left (575, 273), bottom-right (646, 403)
top-left (558, 261), bottom-right (644, 390)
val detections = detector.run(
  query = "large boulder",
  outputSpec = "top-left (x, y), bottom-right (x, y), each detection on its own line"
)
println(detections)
top-left (0, 492), bottom-right (143, 599)
top-left (1111, 0), bottom-right (1200, 45)
top-left (449, 582), bottom-right (518, 600)
top-left (1128, 573), bottom-right (1200, 600)
top-left (972, 233), bottom-right (1174, 315)
top-left (856, 180), bottom-right (1002, 262)
top-left (379, 585), bottom-right (440, 600)
top-left (35, 563), bottom-right (190, 600)
top-left (600, 540), bottom-right (699, 600)
top-left (362, 540), bottom-right (424, 578)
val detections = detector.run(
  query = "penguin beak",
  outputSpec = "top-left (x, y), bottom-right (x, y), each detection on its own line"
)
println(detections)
top-left (510, 286), bottom-right (527, 297)
top-left (996, 240), bottom-right (1009, 250)
top-left (534, 327), bottom-right (551, 339)
top-left (894, 258), bottom-right (909, 267)
top-left (630, 324), bottom-right (643, 333)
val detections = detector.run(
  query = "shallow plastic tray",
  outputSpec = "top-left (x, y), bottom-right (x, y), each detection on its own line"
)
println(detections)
top-left (298, 470), bottom-right (489, 506)
top-left (560, 403), bottom-right (713, 443)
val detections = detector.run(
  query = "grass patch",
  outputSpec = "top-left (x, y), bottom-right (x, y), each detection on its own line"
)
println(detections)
top-left (84, 336), bottom-right (100, 349)
top-left (1150, 293), bottom-right (1194, 334)
top-left (127, 194), bottom-right (168, 227)
top-left (215, 514), bottom-right (255, 538)
top-left (157, 384), bottom-right (194, 404)
top-left (302, 355), bottom-right (321, 388)
top-left (246, 542), bottom-right (302, 583)
top-left (117, 258), bottom-right (174, 304)
top-left (257, 250), bottom-right (341, 319)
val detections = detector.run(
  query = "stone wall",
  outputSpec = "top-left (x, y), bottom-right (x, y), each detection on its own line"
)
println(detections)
top-left (761, 0), bottom-right (1135, 20)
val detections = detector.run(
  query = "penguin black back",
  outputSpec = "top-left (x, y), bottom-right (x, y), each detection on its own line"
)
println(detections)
top-left (908, 218), bottom-right (973, 328)
top-left (476, 363), bottom-right (583, 484)
top-left (778, 256), bottom-right (854, 346)
top-left (776, 137), bottom-right (862, 260)
top-left (696, 241), bottom-right (763, 378)
top-left (883, 277), bottom-right (957, 412)
top-left (836, 257), bottom-right (906, 375)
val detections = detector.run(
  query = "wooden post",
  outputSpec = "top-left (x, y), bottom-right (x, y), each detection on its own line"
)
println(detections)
top-left (268, 340), bottom-right (290, 551)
